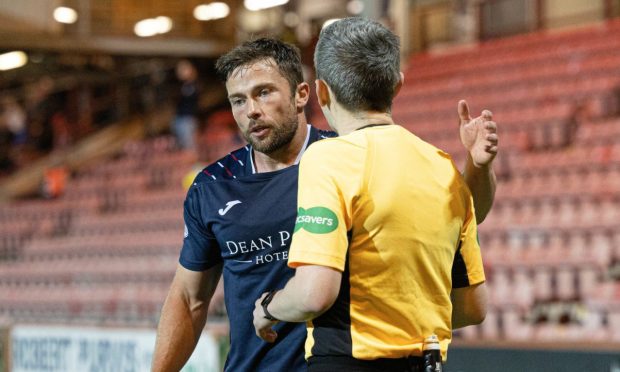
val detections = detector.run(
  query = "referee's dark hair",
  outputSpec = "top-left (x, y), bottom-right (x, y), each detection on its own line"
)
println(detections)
top-left (314, 17), bottom-right (401, 113)
top-left (215, 37), bottom-right (304, 96)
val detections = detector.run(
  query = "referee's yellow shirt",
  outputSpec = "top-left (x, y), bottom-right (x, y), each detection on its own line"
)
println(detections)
top-left (288, 124), bottom-right (485, 361)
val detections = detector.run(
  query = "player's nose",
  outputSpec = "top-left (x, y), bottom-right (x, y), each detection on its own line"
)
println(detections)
top-left (247, 99), bottom-right (261, 120)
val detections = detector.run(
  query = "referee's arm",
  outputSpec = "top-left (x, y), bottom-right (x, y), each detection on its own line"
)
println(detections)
top-left (451, 282), bottom-right (488, 329)
top-left (253, 265), bottom-right (341, 343)
top-left (458, 99), bottom-right (498, 223)
top-left (463, 156), bottom-right (496, 224)
top-left (258, 264), bottom-right (341, 322)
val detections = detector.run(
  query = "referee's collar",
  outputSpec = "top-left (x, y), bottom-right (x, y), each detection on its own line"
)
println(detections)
top-left (355, 123), bottom-right (391, 131)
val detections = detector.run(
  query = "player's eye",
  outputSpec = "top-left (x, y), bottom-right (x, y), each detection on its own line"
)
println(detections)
top-left (231, 98), bottom-right (245, 106)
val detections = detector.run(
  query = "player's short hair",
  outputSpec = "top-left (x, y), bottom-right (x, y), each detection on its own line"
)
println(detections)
top-left (215, 38), bottom-right (304, 96)
top-left (314, 17), bottom-right (401, 112)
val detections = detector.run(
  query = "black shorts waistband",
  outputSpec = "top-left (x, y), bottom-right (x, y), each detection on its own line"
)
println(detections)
top-left (308, 355), bottom-right (426, 372)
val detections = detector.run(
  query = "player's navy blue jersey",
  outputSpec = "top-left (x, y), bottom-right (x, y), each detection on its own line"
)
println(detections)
top-left (180, 125), bottom-right (336, 372)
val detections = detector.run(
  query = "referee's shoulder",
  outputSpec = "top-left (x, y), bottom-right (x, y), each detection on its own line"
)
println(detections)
top-left (414, 135), bottom-right (457, 162)
top-left (303, 136), bottom-right (365, 169)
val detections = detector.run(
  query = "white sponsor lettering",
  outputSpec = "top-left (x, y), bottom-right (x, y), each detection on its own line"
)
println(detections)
top-left (296, 215), bottom-right (333, 226)
top-left (258, 236), bottom-right (273, 249)
top-left (226, 236), bottom-right (274, 254)
top-left (238, 241), bottom-right (247, 253)
top-left (249, 240), bottom-right (260, 252)
top-left (255, 250), bottom-right (288, 265)
top-left (226, 231), bottom-right (291, 265)
top-left (226, 241), bottom-right (238, 255)
top-left (279, 231), bottom-right (290, 246)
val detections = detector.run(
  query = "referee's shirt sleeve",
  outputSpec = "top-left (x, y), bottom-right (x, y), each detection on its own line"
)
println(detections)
top-left (288, 139), bottom-right (362, 272)
top-left (452, 189), bottom-right (486, 288)
top-left (179, 184), bottom-right (222, 271)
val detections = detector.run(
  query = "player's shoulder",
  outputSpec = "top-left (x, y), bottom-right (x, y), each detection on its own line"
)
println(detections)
top-left (194, 145), bottom-right (252, 185)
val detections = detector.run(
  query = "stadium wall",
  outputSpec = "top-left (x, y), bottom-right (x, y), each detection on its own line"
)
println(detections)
top-left (447, 345), bottom-right (620, 372)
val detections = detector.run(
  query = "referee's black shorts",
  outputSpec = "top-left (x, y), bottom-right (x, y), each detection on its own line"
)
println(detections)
top-left (308, 355), bottom-right (426, 372)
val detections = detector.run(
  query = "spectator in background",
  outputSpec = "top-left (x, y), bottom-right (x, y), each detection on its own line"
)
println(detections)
top-left (172, 59), bottom-right (200, 150)
top-left (0, 96), bottom-right (27, 147)
top-left (41, 166), bottom-right (68, 199)
top-left (25, 77), bottom-right (56, 155)
top-left (0, 112), bottom-right (15, 175)
top-left (137, 60), bottom-right (168, 137)
top-left (51, 111), bottom-right (72, 150)
top-left (0, 95), bottom-right (26, 175)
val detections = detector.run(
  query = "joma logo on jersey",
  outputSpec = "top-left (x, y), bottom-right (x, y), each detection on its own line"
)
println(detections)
top-left (294, 206), bottom-right (338, 234)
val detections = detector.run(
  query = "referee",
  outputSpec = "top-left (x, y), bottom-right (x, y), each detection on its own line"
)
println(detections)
top-left (253, 17), bottom-right (488, 372)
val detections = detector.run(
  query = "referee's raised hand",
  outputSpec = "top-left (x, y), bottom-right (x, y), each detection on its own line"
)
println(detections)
top-left (458, 100), bottom-right (498, 168)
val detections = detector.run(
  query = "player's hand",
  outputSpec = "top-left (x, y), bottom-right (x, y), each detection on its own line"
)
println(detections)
top-left (253, 293), bottom-right (278, 343)
top-left (458, 100), bottom-right (498, 167)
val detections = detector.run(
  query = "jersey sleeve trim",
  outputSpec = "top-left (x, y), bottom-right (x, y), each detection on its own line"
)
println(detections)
top-left (288, 248), bottom-right (346, 272)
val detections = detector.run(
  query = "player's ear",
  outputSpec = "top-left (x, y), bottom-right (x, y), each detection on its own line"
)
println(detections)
top-left (295, 82), bottom-right (310, 112)
top-left (315, 79), bottom-right (331, 108)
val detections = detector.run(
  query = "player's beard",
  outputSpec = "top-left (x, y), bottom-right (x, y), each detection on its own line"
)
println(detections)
top-left (244, 105), bottom-right (299, 155)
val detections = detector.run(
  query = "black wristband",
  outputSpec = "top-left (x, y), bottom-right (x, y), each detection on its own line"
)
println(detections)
top-left (261, 290), bottom-right (279, 321)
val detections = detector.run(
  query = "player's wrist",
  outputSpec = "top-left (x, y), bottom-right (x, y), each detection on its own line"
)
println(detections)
top-left (261, 290), bottom-right (280, 321)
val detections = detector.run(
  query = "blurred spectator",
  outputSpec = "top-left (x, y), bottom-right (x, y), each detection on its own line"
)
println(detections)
top-left (51, 111), bottom-right (72, 150)
top-left (0, 96), bottom-right (26, 175)
top-left (172, 59), bottom-right (200, 150)
top-left (137, 60), bottom-right (168, 137)
top-left (25, 77), bottom-right (56, 154)
top-left (41, 166), bottom-right (68, 199)
top-left (92, 84), bottom-right (119, 127)
top-left (0, 115), bottom-right (15, 175)
top-left (0, 96), bottom-right (27, 146)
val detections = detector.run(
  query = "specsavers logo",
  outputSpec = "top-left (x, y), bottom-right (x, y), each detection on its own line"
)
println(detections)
top-left (294, 206), bottom-right (338, 234)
